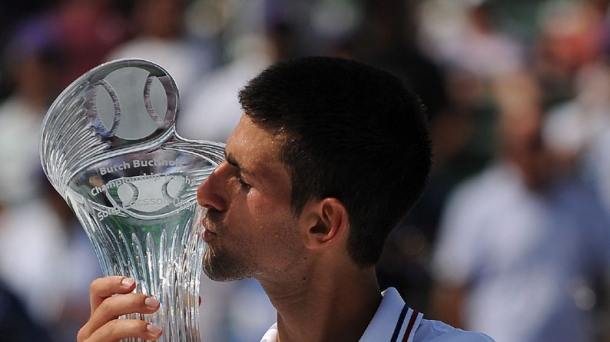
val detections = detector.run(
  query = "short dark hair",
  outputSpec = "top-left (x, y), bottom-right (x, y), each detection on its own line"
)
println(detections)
top-left (238, 56), bottom-right (431, 267)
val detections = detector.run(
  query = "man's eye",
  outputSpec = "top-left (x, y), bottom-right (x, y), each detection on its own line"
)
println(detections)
top-left (237, 177), bottom-right (251, 189)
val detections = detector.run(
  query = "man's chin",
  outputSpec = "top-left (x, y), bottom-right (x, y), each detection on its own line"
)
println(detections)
top-left (203, 269), bottom-right (247, 282)
top-left (203, 257), bottom-right (248, 282)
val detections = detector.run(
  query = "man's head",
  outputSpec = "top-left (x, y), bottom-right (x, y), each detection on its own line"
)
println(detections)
top-left (493, 72), bottom-right (552, 188)
top-left (198, 56), bottom-right (430, 282)
top-left (238, 56), bottom-right (431, 268)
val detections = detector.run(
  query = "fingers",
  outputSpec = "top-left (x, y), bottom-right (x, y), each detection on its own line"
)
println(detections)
top-left (78, 276), bottom-right (162, 342)
top-left (77, 319), bottom-right (162, 342)
top-left (89, 276), bottom-right (137, 315)
top-left (86, 291), bottom-right (160, 332)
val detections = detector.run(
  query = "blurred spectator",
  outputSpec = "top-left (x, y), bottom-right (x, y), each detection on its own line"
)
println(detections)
top-left (0, 1), bottom-right (55, 48)
top-left (0, 9), bottom-right (105, 342)
top-left (0, 14), bottom-right (60, 206)
top-left (0, 276), bottom-right (52, 342)
top-left (106, 0), bottom-right (215, 95)
top-left (532, 0), bottom-right (608, 108)
top-left (543, 60), bottom-right (610, 217)
top-left (56, 0), bottom-right (130, 88)
top-left (417, 0), bottom-right (528, 170)
top-left (537, 0), bottom-right (610, 219)
top-left (419, 0), bottom-right (525, 79)
top-left (431, 72), bottom-right (610, 342)
top-left (0, 12), bottom-right (68, 339)
top-left (177, 28), bottom-right (283, 142)
top-left (0, 176), bottom-right (101, 340)
top-left (0, 1), bottom-right (56, 101)
top-left (585, 128), bottom-right (610, 216)
top-left (0, 185), bottom-right (70, 326)
top-left (177, 0), bottom-right (307, 142)
top-left (544, 62), bottom-right (610, 161)
top-left (348, 0), bottom-right (450, 121)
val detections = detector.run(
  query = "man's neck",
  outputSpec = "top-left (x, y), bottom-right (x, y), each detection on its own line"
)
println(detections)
top-left (260, 266), bottom-right (382, 342)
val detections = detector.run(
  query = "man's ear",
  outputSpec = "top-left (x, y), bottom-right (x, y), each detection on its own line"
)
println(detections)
top-left (301, 198), bottom-right (349, 249)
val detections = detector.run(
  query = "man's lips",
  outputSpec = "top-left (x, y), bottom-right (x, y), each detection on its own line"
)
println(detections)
top-left (201, 217), bottom-right (218, 241)
top-left (202, 227), bottom-right (216, 241)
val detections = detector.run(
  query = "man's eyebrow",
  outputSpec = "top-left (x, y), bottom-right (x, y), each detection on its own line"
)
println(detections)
top-left (225, 153), bottom-right (255, 177)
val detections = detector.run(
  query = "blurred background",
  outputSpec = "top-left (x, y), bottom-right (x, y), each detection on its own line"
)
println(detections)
top-left (0, 0), bottom-right (609, 341)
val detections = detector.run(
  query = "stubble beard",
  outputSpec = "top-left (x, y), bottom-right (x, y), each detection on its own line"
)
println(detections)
top-left (203, 246), bottom-right (252, 282)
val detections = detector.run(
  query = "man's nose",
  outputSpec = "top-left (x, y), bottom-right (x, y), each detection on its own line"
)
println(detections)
top-left (197, 162), bottom-right (229, 212)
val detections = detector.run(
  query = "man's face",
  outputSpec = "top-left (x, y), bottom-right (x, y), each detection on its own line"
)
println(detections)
top-left (197, 115), bottom-right (305, 282)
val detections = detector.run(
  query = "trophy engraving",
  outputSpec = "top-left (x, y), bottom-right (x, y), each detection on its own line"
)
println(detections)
top-left (39, 59), bottom-right (225, 341)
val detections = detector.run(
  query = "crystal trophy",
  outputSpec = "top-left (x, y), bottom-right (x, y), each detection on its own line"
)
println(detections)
top-left (39, 59), bottom-right (224, 341)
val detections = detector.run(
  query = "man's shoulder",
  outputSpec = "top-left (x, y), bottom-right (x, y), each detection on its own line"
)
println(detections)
top-left (416, 318), bottom-right (495, 342)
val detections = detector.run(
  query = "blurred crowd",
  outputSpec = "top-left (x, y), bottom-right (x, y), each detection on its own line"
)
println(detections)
top-left (0, 0), bottom-right (609, 341)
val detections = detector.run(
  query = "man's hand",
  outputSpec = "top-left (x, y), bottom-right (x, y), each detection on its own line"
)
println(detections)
top-left (77, 276), bottom-right (163, 341)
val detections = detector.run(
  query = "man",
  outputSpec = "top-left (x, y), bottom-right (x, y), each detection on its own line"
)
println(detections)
top-left (432, 72), bottom-right (610, 341)
top-left (0, 277), bottom-right (53, 342)
top-left (76, 56), bottom-right (494, 342)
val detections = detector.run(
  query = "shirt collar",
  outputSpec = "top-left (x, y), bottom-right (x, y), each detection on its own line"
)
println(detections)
top-left (259, 288), bottom-right (417, 342)
top-left (360, 287), bottom-right (409, 341)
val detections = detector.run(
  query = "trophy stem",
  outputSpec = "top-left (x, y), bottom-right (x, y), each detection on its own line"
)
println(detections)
top-left (67, 188), bottom-right (206, 342)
